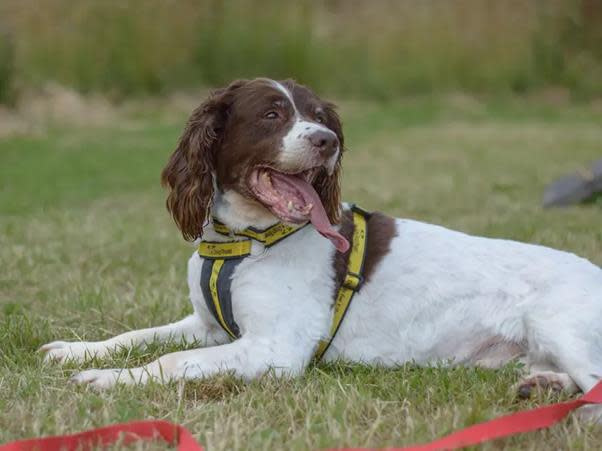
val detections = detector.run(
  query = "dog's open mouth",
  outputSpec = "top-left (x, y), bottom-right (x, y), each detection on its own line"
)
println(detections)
top-left (248, 167), bottom-right (349, 252)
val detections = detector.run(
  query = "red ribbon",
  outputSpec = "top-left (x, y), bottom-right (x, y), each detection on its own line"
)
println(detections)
top-left (0, 420), bottom-right (202, 451)
top-left (2, 380), bottom-right (601, 451)
top-left (331, 379), bottom-right (602, 451)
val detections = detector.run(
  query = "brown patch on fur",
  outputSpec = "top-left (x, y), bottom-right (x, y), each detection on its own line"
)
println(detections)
top-left (363, 212), bottom-right (398, 282)
top-left (331, 209), bottom-right (398, 298)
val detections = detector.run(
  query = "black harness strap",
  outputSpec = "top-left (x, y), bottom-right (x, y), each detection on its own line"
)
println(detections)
top-left (200, 258), bottom-right (244, 339)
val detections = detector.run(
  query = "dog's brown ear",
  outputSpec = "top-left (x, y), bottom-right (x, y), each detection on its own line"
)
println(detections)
top-left (314, 101), bottom-right (344, 224)
top-left (161, 80), bottom-right (246, 240)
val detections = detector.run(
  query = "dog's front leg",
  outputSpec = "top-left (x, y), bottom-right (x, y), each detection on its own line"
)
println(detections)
top-left (71, 334), bottom-right (310, 389)
top-left (40, 314), bottom-right (228, 363)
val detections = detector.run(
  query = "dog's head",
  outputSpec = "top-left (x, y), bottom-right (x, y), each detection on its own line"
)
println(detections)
top-left (161, 78), bottom-right (348, 251)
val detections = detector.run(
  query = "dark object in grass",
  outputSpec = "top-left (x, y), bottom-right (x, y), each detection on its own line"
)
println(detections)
top-left (543, 159), bottom-right (602, 207)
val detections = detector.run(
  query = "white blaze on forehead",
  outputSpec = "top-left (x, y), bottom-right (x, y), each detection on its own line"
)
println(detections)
top-left (270, 80), bottom-right (298, 114)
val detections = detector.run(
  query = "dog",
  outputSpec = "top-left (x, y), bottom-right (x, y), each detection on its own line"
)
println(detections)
top-left (40, 79), bottom-right (602, 412)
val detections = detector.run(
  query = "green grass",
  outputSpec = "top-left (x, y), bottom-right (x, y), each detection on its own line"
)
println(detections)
top-left (1, 98), bottom-right (602, 450)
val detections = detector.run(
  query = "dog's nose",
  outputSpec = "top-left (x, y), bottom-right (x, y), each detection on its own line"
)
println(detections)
top-left (309, 130), bottom-right (339, 158)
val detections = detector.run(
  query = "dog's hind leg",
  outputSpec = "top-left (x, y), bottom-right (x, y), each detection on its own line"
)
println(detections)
top-left (521, 287), bottom-right (602, 420)
top-left (538, 310), bottom-right (602, 395)
top-left (40, 314), bottom-right (216, 364)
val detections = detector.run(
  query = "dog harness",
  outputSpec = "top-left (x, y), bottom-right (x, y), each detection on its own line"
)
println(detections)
top-left (197, 205), bottom-right (369, 362)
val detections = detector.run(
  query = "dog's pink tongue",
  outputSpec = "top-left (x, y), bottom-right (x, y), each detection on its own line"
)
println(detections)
top-left (271, 173), bottom-right (349, 253)
top-left (308, 196), bottom-right (350, 253)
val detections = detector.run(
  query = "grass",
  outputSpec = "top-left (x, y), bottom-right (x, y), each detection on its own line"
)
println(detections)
top-left (1, 96), bottom-right (602, 450)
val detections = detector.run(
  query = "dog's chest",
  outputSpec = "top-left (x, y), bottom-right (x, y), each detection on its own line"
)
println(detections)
top-left (187, 228), bottom-right (336, 338)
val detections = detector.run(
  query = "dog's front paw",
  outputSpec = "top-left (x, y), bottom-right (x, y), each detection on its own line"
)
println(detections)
top-left (39, 340), bottom-right (107, 364)
top-left (71, 368), bottom-right (142, 389)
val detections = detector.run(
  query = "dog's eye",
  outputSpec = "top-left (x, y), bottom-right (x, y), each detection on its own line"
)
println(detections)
top-left (264, 111), bottom-right (279, 120)
top-left (315, 113), bottom-right (326, 124)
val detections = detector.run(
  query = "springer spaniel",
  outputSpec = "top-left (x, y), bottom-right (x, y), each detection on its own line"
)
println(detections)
top-left (41, 79), bottom-right (602, 411)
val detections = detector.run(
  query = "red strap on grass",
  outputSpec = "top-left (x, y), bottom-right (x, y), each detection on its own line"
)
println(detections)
top-left (1, 381), bottom-right (600, 451)
top-left (0, 420), bottom-right (203, 451)
top-left (334, 380), bottom-right (602, 451)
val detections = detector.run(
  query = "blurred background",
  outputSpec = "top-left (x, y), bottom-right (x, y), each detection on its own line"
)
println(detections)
top-left (1, 2), bottom-right (602, 448)
top-left (1, 0), bottom-right (602, 104)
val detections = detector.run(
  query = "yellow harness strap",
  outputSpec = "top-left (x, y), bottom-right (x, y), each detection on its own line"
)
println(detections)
top-left (212, 219), bottom-right (308, 247)
top-left (314, 206), bottom-right (368, 361)
top-left (198, 240), bottom-right (252, 260)
top-left (197, 206), bottom-right (369, 361)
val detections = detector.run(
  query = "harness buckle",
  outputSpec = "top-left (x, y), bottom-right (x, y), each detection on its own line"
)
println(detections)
top-left (343, 272), bottom-right (363, 291)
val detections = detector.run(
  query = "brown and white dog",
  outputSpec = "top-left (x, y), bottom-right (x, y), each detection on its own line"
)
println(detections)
top-left (41, 79), bottom-right (602, 418)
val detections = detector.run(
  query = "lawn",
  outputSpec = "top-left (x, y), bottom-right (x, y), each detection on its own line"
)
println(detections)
top-left (1, 96), bottom-right (601, 450)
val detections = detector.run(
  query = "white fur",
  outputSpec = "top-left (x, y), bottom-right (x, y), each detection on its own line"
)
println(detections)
top-left (270, 80), bottom-right (339, 174)
top-left (42, 196), bottom-right (602, 401)
top-left (279, 119), bottom-right (339, 174)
